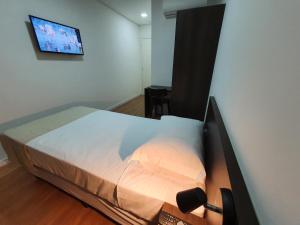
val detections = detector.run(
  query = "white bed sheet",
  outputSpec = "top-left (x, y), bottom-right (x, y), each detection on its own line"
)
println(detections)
top-left (27, 110), bottom-right (159, 204)
top-left (27, 112), bottom-right (205, 221)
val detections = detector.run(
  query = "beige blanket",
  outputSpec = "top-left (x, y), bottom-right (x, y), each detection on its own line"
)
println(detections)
top-left (4, 106), bottom-right (97, 143)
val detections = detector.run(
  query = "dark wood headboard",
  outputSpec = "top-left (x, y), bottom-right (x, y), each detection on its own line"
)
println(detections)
top-left (203, 97), bottom-right (260, 225)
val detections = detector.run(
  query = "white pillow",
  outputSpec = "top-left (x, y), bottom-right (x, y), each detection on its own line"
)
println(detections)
top-left (130, 116), bottom-right (206, 184)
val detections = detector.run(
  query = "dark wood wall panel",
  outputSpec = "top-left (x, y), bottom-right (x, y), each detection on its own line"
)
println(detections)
top-left (170, 5), bottom-right (225, 120)
top-left (204, 97), bottom-right (260, 225)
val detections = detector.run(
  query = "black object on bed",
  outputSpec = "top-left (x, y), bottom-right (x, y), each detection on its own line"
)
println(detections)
top-left (203, 97), bottom-right (260, 225)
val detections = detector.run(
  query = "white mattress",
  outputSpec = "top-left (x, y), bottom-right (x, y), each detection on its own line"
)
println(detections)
top-left (27, 110), bottom-right (159, 204)
top-left (27, 111), bottom-right (205, 221)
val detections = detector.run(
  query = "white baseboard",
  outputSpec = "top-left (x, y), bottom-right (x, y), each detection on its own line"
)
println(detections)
top-left (0, 157), bottom-right (8, 167)
top-left (106, 94), bottom-right (141, 111)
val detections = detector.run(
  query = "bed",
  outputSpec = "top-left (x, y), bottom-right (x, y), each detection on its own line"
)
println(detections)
top-left (0, 106), bottom-right (206, 224)
top-left (0, 97), bottom-right (259, 225)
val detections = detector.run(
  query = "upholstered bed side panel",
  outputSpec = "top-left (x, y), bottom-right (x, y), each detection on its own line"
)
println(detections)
top-left (0, 134), bottom-right (148, 225)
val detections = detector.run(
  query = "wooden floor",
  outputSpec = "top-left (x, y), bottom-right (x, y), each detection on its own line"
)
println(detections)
top-left (0, 160), bottom-right (20, 179)
top-left (0, 168), bottom-right (116, 225)
top-left (0, 95), bottom-right (145, 225)
top-left (113, 95), bottom-right (144, 117)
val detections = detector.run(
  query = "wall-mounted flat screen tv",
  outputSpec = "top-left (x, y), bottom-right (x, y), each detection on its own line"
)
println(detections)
top-left (29, 15), bottom-right (84, 55)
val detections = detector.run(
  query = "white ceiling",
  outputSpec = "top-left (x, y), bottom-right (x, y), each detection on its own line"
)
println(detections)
top-left (98, 0), bottom-right (214, 25)
top-left (99, 0), bottom-right (151, 25)
top-left (163, 0), bottom-right (207, 12)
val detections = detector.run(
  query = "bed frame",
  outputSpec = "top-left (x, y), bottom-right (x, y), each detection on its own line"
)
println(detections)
top-left (203, 97), bottom-right (260, 225)
top-left (0, 97), bottom-right (260, 225)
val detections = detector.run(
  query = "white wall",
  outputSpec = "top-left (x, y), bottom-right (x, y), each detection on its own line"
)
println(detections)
top-left (151, 0), bottom-right (176, 86)
top-left (0, 0), bottom-right (142, 160)
top-left (210, 1), bottom-right (300, 225)
top-left (139, 25), bottom-right (152, 89)
top-left (139, 25), bottom-right (151, 39)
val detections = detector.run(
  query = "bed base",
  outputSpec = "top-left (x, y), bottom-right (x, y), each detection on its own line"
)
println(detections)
top-left (31, 166), bottom-right (148, 225)
top-left (0, 134), bottom-right (149, 225)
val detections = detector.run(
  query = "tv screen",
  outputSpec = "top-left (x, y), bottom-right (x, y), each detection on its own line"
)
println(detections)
top-left (29, 15), bottom-right (84, 55)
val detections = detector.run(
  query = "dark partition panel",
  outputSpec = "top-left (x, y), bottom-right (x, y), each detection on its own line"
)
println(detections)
top-left (170, 4), bottom-right (225, 120)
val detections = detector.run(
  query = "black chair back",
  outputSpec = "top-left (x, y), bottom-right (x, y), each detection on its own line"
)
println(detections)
top-left (148, 88), bottom-right (168, 97)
